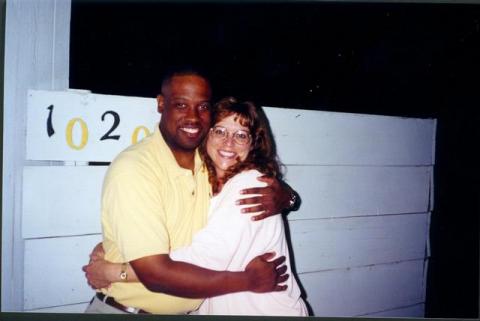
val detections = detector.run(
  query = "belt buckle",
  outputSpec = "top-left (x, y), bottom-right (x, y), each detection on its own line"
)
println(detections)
top-left (124, 306), bottom-right (141, 314)
top-left (100, 293), bottom-right (142, 314)
top-left (100, 294), bottom-right (109, 303)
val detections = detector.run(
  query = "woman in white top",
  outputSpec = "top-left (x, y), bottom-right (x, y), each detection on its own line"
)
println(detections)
top-left (86, 97), bottom-right (308, 316)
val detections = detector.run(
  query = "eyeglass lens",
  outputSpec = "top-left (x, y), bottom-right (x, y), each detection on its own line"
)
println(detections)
top-left (211, 126), bottom-right (251, 145)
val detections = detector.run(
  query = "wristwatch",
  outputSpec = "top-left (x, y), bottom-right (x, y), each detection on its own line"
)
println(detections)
top-left (119, 263), bottom-right (128, 281)
top-left (287, 190), bottom-right (301, 212)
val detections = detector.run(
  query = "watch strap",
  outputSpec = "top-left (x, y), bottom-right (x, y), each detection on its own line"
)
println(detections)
top-left (119, 263), bottom-right (128, 281)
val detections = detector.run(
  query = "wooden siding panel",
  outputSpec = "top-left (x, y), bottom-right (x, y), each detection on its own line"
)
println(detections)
top-left (21, 165), bottom-right (431, 239)
top-left (285, 165), bottom-right (432, 220)
top-left (22, 166), bottom-right (106, 239)
top-left (298, 259), bottom-right (425, 317)
top-left (288, 213), bottom-right (429, 273)
top-left (266, 107), bottom-right (436, 166)
top-left (362, 303), bottom-right (424, 317)
top-left (23, 235), bottom-right (101, 310)
top-left (26, 90), bottom-right (435, 166)
top-left (27, 303), bottom-right (89, 313)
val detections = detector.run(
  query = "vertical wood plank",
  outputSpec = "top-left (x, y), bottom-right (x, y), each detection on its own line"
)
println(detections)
top-left (2, 0), bottom-right (71, 311)
top-left (52, 0), bottom-right (71, 90)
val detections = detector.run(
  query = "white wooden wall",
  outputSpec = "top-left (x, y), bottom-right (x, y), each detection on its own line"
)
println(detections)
top-left (2, 0), bottom-right (436, 316)
top-left (18, 89), bottom-right (436, 316)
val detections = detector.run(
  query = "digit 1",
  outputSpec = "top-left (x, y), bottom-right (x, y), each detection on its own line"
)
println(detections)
top-left (46, 105), bottom-right (55, 137)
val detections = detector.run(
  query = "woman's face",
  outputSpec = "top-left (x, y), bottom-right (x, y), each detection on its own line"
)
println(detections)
top-left (206, 114), bottom-right (252, 178)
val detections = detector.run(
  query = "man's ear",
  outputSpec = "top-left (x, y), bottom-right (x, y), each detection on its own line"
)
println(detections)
top-left (157, 95), bottom-right (165, 113)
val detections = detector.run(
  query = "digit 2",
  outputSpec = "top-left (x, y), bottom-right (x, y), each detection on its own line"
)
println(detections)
top-left (100, 110), bottom-right (121, 141)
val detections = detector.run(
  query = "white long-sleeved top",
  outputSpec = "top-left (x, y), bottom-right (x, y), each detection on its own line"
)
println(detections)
top-left (170, 169), bottom-right (308, 316)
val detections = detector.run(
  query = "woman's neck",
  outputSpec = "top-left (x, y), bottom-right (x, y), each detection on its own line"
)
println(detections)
top-left (213, 175), bottom-right (224, 195)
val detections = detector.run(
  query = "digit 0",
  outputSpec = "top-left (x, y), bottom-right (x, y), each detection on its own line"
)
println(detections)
top-left (131, 126), bottom-right (151, 144)
top-left (66, 118), bottom-right (88, 150)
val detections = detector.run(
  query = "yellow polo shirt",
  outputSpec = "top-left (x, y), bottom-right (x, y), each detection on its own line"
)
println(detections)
top-left (101, 125), bottom-right (210, 314)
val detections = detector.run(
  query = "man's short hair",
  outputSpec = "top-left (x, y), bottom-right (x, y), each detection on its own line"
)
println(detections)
top-left (160, 65), bottom-right (212, 94)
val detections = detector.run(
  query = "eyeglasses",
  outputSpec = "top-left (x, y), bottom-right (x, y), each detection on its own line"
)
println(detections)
top-left (210, 126), bottom-right (252, 145)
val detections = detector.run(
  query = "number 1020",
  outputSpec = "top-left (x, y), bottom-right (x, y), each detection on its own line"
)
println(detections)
top-left (46, 104), bottom-right (151, 150)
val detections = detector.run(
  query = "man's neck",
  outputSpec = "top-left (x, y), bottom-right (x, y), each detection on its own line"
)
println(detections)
top-left (159, 125), bottom-right (196, 172)
top-left (172, 149), bottom-right (196, 172)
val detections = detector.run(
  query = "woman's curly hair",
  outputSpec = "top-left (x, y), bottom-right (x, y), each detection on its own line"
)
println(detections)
top-left (200, 97), bottom-right (283, 194)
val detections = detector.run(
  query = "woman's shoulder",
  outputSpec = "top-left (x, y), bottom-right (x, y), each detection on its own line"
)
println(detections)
top-left (225, 169), bottom-right (266, 190)
top-left (218, 169), bottom-right (267, 194)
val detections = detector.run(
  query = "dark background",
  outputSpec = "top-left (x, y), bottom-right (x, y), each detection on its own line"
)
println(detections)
top-left (70, 1), bottom-right (479, 318)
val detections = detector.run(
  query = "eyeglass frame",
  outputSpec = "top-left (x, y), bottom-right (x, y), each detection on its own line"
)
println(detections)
top-left (209, 125), bottom-right (252, 145)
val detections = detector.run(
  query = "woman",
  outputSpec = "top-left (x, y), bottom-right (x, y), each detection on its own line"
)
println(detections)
top-left (85, 97), bottom-right (308, 316)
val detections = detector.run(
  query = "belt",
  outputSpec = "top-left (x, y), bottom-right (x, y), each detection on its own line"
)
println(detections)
top-left (95, 292), bottom-right (150, 314)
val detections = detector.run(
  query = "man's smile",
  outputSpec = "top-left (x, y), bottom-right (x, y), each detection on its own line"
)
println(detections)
top-left (179, 125), bottom-right (201, 137)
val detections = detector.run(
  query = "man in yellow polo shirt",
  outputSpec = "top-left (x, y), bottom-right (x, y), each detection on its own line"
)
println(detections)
top-left (84, 67), bottom-right (298, 314)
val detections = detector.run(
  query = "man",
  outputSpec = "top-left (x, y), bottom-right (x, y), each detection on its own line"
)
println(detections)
top-left (84, 67), bottom-right (299, 314)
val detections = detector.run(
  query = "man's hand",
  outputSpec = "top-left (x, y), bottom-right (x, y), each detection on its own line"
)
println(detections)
top-left (245, 252), bottom-right (289, 293)
top-left (237, 175), bottom-right (293, 221)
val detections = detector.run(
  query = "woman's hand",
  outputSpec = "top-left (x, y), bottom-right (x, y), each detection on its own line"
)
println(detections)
top-left (82, 242), bottom-right (116, 289)
top-left (89, 242), bottom-right (105, 261)
top-left (82, 256), bottom-right (116, 290)
top-left (237, 175), bottom-right (295, 221)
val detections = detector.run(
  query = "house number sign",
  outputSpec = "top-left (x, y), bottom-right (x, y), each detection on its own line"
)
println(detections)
top-left (26, 90), bottom-right (159, 162)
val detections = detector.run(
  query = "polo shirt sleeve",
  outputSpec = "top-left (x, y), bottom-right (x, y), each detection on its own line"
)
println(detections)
top-left (170, 171), bottom-right (268, 271)
top-left (102, 169), bottom-right (169, 262)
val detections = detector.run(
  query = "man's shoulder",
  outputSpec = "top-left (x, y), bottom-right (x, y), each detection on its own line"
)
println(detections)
top-left (106, 137), bottom-right (164, 180)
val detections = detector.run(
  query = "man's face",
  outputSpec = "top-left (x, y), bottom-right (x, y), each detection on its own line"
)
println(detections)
top-left (157, 75), bottom-right (212, 152)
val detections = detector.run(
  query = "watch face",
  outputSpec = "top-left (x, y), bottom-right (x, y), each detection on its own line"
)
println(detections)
top-left (289, 194), bottom-right (297, 207)
top-left (120, 272), bottom-right (127, 280)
